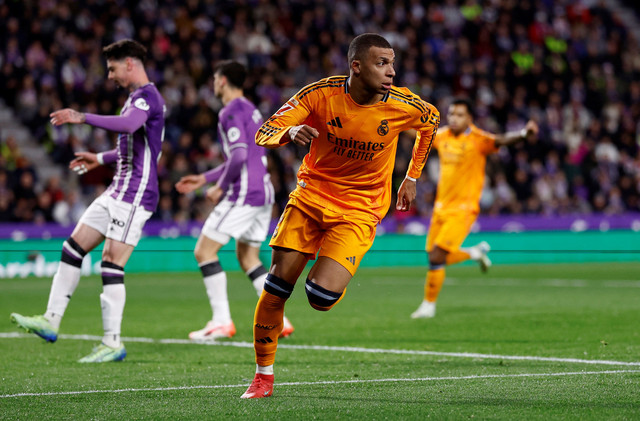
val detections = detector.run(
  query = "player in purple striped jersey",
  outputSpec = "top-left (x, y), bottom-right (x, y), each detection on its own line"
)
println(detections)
top-left (10, 39), bottom-right (166, 363)
top-left (175, 61), bottom-right (293, 341)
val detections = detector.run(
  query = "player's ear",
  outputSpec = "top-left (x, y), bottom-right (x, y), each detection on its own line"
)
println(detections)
top-left (351, 59), bottom-right (361, 76)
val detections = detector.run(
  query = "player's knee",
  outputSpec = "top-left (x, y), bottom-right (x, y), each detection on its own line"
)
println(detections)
top-left (61, 237), bottom-right (88, 268)
top-left (263, 273), bottom-right (294, 300)
top-left (305, 278), bottom-right (344, 311)
top-left (428, 251), bottom-right (446, 267)
top-left (429, 261), bottom-right (445, 271)
top-left (193, 244), bottom-right (209, 264)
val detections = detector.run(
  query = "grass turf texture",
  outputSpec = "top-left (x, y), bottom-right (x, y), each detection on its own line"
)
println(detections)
top-left (1, 262), bottom-right (639, 419)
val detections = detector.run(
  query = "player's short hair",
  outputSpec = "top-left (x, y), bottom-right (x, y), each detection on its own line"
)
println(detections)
top-left (451, 98), bottom-right (474, 118)
top-left (214, 60), bottom-right (247, 89)
top-left (348, 33), bottom-right (392, 64)
top-left (102, 39), bottom-right (147, 62)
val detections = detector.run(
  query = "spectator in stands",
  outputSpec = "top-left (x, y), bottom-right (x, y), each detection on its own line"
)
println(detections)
top-left (1, 0), bottom-right (639, 222)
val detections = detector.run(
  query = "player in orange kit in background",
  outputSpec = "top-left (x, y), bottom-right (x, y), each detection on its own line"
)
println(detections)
top-left (240, 33), bottom-right (440, 398)
top-left (411, 98), bottom-right (539, 319)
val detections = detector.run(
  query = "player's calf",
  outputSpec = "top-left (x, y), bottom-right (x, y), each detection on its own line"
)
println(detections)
top-left (100, 261), bottom-right (126, 349)
top-left (305, 279), bottom-right (345, 311)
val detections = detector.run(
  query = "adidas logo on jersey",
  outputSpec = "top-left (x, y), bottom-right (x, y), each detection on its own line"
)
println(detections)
top-left (346, 256), bottom-right (356, 265)
top-left (327, 117), bottom-right (343, 128)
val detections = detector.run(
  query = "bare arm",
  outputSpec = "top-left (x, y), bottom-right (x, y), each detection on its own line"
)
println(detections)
top-left (69, 148), bottom-right (119, 174)
top-left (69, 152), bottom-right (99, 175)
top-left (396, 177), bottom-right (416, 211)
top-left (175, 174), bottom-right (206, 194)
top-left (495, 120), bottom-right (539, 147)
top-left (50, 109), bottom-right (86, 125)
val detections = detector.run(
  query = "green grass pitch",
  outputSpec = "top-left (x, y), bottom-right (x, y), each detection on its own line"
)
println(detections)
top-left (1, 262), bottom-right (639, 419)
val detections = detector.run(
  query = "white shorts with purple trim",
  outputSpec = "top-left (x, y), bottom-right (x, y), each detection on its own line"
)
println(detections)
top-left (201, 199), bottom-right (272, 248)
top-left (79, 194), bottom-right (153, 246)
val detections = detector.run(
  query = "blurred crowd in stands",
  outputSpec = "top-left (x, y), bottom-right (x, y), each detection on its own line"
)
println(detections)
top-left (1, 0), bottom-right (640, 226)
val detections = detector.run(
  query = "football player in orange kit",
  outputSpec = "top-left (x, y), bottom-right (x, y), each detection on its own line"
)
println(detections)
top-left (411, 98), bottom-right (538, 319)
top-left (240, 33), bottom-right (440, 398)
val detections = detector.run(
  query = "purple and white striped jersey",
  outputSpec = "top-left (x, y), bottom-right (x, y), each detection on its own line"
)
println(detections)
top-left (105, 83), bottom-right (166, 212)
top-left (213, 97), bottom-right (274, 207)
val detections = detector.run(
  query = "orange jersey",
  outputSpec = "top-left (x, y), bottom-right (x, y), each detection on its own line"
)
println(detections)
top-left (433, 124), bottom-right (498, 213)
top-left (256, 76), bottom-right (439, 221)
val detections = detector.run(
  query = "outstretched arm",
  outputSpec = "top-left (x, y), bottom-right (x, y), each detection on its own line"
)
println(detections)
top-left (175, 162), bottom-right (228, 194)
top-left (50, 109), bottom-right (86, 125)
top-left (175, 174), bottom-right (206, 194)
top-left (175, 145), bottom-right (249, 198)
top-left (495, 120), bottom-right (539, 146)
top-left (50, 107), bottom-right (148, 134)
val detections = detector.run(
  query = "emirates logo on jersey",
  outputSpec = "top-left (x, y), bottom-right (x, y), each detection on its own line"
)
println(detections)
top-left (377, 120), bottom-right (389, 136)
top-left (327, 133), bottom-right (385, 162)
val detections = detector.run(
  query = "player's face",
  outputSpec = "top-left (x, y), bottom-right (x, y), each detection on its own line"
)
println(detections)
top-left (359, 46), bottom-right (396, 95)
top-left (106, 59), bottom-right (130, 89)
top-left (447, 104), bottom-right (473, 134)
top-left (213, 72), bottom-right (224, 98)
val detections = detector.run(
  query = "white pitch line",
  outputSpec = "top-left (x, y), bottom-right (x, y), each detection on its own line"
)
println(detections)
top-left (2, 332), bottom-right (640, 367)
top-left (2, 369), bottom-right (639, 399)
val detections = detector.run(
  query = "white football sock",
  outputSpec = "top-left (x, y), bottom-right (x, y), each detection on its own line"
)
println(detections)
top-left (245, 264), bottom-right (267, 296)
top-left (45, 261), bottom-right (82, 330)
top-left (100, 284), bottom-right (125, 348)
top-left (256, 364), bottom-right (274, 375)
top-left (251, 272), bottom-right (267, 297)
top-left (204, 271), bottom-right (231, 325)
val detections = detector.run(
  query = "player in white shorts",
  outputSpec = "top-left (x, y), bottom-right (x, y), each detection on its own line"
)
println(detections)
top-left (10, 40), bottom-right (166, 363)
top-left (176, 61), bottom-right (293, 341)
top-left (80, 194), bottom-right (153, 246)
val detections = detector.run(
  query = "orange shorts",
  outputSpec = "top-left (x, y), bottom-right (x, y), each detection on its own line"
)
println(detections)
top-left (426, 210), bottom-right (477, 253)
top-left (270, 196), bottom-right (377, 275)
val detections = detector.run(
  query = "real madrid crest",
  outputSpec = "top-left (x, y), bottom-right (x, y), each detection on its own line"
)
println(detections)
top-left (377, 120), bottom-right (389, 136)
